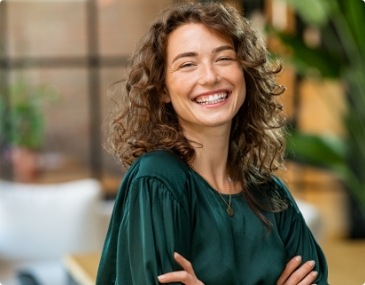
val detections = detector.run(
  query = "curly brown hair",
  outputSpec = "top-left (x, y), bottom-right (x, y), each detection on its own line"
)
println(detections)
top-left (106, 1), bottom-right (287, 216)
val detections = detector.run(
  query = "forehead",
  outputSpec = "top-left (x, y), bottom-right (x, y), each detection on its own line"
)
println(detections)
top-left (168, 22), bottom-right (230, 41)
top-left (166, 23), bottom-right (232, 53)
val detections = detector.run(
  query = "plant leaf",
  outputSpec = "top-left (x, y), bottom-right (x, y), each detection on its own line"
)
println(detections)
top-left (284, 0), bottom-right (333, 27)
top-left (285, 131), bottom-right (346, 169)
top-left (270, 30), bottom-right (343, 78)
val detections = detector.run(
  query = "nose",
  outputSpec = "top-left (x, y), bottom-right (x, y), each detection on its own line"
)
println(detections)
top-left (198, 63), bottom-right (220, 85)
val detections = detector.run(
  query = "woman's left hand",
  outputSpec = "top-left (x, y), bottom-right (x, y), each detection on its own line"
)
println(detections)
top-left (158, 252), bottom-right (205, 285)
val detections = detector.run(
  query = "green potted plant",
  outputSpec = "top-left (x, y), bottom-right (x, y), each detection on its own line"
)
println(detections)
top-left (269, 0), bottom-right (365, 237)
top-left (0, 80), bottom-right (58, 182)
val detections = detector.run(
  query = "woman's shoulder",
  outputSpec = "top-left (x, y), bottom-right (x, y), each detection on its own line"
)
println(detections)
top-left (270, 176), bottom-right (297, 202)
top-left (249, 175), bottom-right (296, 211)
top-left (127, 149), bottom-right (190, 188)
top-left (268, 175), bottom-right (303, 215)
top-left (270, 176), bottom-right (289, 194)
top-left (137, 149), bottom-right (189, 174)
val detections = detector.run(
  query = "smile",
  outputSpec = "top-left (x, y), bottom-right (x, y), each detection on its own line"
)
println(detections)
top-left (195, 92), bottom-right (228, 105)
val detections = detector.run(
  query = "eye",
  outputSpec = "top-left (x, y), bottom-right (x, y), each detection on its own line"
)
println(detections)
top-left (179, 62), bottom-right (196, 69)
top-left (217, 56), bottom-right (234, 62)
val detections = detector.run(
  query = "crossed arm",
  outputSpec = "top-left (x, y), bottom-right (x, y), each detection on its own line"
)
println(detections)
top-left (158, 252), bottom-right (318, 285)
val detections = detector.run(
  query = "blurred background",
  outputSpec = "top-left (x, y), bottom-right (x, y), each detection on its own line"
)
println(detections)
top-left (0, 0), bottom-right (364, 284)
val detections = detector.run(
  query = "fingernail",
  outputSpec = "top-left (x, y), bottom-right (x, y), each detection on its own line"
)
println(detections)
top-left (308, 260), bottom-right (316, 267)
top-left (158, 275), bottom-right (165, 281)
top-left (295, 255), bottom-right (302, 262)
top-left (312, 271), bottom-right (318, 277)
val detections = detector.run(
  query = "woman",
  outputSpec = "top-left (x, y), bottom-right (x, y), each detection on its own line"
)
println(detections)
top-left (97, 2), bottom-right (328, 284)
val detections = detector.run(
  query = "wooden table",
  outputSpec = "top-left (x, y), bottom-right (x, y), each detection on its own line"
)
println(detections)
top-left (64, 252), bottom-right (101, 285)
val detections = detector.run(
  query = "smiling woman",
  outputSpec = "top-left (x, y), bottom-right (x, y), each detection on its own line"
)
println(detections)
top-left (96, 2), bottom-right (329, 285)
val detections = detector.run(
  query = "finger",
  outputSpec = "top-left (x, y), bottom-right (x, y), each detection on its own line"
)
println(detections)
top-left (173, 252), bottom-right (195, 275)
top-left (277, 256), bottom-right (302, 285)
top-left (297, 271), bottom-right (318, 285)
top-left (284, 260), bottom-right (316, 285)
top-left (158, 253), bottom-right (195, 284)
top-left (158, 271), bottom-right (190, 283)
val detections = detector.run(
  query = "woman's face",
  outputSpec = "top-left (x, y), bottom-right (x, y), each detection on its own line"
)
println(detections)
top-left (163, 22), bottom-right (246, 133)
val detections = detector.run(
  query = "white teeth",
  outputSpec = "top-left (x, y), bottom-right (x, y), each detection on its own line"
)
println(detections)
top-left (195, 93), bottom-right (228, 105)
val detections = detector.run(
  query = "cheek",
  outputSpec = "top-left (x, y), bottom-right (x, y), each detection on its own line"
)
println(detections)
top-left (165, 77), bottom-right (188, 103)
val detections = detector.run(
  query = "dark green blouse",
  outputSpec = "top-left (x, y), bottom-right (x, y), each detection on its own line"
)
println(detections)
top-left (96, 150), bottom-right (328, 285)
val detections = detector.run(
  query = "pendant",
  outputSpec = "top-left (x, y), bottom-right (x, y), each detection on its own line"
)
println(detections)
top-left (227, 206), bottom-right (234, 217)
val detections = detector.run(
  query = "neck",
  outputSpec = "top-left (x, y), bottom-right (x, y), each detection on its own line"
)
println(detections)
top-left (184, 126), bottom-right (232, 194)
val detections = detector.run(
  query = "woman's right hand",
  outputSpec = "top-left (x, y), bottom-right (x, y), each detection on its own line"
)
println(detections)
top-left (277, 256), bottom-right (318, 285)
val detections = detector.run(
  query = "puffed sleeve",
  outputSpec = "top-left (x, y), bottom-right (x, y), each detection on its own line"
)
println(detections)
top-left (95, 172), bottom-right (192, 285)
top-left (273, 177), bottom-right (329, 285)
top-left (115, 176), bottom-right (191, 284)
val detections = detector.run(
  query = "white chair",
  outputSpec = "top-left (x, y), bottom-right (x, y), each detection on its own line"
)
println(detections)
top-left (0, 178), bottom-right (107, 285)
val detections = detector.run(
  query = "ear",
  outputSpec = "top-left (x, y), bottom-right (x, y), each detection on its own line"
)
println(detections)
top-left (161, 87), bottom-right (171, 103)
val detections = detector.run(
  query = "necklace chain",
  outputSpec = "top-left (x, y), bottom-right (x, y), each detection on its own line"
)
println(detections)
top-left (190, 165), bottom-right (234, 217)
top-left (216, 181), bottom-right (234, 217)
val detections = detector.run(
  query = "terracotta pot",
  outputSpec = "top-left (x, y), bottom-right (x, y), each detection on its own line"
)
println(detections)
top-left (10, 147), bottom-right (40, 183)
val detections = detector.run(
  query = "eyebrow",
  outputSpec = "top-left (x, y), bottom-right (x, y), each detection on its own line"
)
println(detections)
top-left (171, 45), bottom-right (234, 64)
